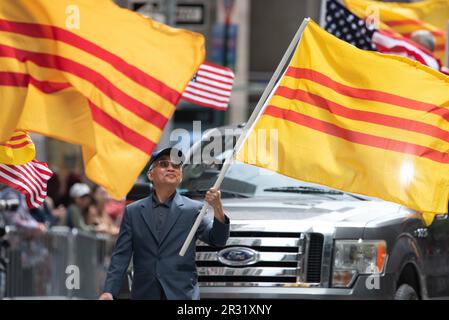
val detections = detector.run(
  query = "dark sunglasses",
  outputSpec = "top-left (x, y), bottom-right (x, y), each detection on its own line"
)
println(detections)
top-left (155, 159), bottom-right (182, 169)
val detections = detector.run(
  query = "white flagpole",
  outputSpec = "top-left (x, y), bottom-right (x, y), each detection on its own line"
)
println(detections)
top-left (179, 18), bottom-right (311, 256)
top-left (320, 0), bottom-right (328, 28)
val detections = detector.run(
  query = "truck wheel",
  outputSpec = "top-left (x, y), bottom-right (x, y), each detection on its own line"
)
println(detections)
top-left (394, 284), bottom-right (418, 300)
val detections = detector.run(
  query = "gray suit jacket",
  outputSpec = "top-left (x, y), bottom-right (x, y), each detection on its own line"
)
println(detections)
top-left (103, 192), bottom-right (230, 299)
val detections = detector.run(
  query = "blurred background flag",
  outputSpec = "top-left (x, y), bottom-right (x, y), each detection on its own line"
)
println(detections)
top-left (0, 130), bottom-right (36, 165)
top-left (237, 20), bottom-right (449, 222)
top-left (343, 0), bottom-right (449, 62)
top-left (325, 0), bottom-right (441, 70)
top-left (0, 0), bottom-right (204, 199)
top-left (0, 160), bottom-right (53, 209)
top-left (181, 62), bottom-right (235, 110)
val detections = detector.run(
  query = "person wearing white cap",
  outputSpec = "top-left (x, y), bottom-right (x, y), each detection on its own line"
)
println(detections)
top-left (66, 183), bottom-right (93, 231)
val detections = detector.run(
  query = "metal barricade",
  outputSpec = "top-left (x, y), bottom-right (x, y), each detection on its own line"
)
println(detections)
top-left (3, 226), bottom-right (116, 299)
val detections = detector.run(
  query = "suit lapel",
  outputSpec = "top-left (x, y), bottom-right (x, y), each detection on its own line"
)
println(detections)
top-left (159, 193), bottom-right (184, 245)
top-left (139, 196), bottom-right (159, 243)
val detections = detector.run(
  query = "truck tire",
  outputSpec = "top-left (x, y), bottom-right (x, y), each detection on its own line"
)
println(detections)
top-left (394, 284), bottom-right (419, 300)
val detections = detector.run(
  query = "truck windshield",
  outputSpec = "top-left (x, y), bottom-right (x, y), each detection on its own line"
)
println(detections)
top-left (179, 131), bottom-right (366, 200)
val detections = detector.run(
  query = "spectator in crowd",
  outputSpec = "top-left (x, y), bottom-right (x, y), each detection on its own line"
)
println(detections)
top-left (0, 184), bottom-right (46, 236)
top-left (84, 204), bottom-right (103, 230)
top-left (93, 185), bottom-right (124, 226)
top-left (29, 198), bottom-right (66, 228)
top-left (27, 168), bottom-right (67, 227)
top-left (85, 186), bottom-right (119, 236)
top-left (104, 197), bottom-right (126, 226)
top-left (66, 183), bottom-right (94, 232)
top-left (84, 203), bottom-right (114, 235)
top-left (87, 185), bottom-right (119, 236)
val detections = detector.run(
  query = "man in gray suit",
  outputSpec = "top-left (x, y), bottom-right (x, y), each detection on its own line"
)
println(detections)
top-left (99, 147), bottom-right (230, 300)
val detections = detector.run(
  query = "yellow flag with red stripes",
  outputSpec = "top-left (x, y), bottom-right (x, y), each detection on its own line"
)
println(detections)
top-left (237, 20), bottom-right (449, 223)
top-left (0, 130), bottom-right (35, 165)
top-left (0, 0), bottom-right (204, 199)
top-left (344, 0), bottom-right (449, 61)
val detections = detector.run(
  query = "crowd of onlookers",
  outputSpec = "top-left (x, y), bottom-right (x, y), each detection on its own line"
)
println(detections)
top-left (63, 183), bottom-right (121, 235)
top-left (0, 169), bottom-right (125, 237)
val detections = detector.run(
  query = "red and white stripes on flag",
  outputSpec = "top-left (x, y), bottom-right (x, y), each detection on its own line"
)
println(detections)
top-left (181, 62), bottom-right (234, 110)
top-left (373, 30), bottom-right (442, 70)
top-left (0, 160), bottom-right (53, 208)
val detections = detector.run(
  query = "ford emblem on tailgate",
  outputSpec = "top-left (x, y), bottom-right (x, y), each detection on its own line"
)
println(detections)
top-left (217, 247), bottom-right (259, 266)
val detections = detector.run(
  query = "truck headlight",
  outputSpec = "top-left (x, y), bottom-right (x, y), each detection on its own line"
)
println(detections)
top-left (332, 240), bottom-right (387, 288)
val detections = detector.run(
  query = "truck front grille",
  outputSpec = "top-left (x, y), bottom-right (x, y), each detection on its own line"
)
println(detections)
top-left (196, 231), bottom-right (323, 286)
top-left (306, 233), bottom-right (324, 283)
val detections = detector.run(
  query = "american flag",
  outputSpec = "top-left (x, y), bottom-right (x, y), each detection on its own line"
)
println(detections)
top-left (325, 0), bottom-right (441, 70)
top-left (181, 62), bottom-right (234, 110)
top-left (0, 160), bottom-right (53, 208)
